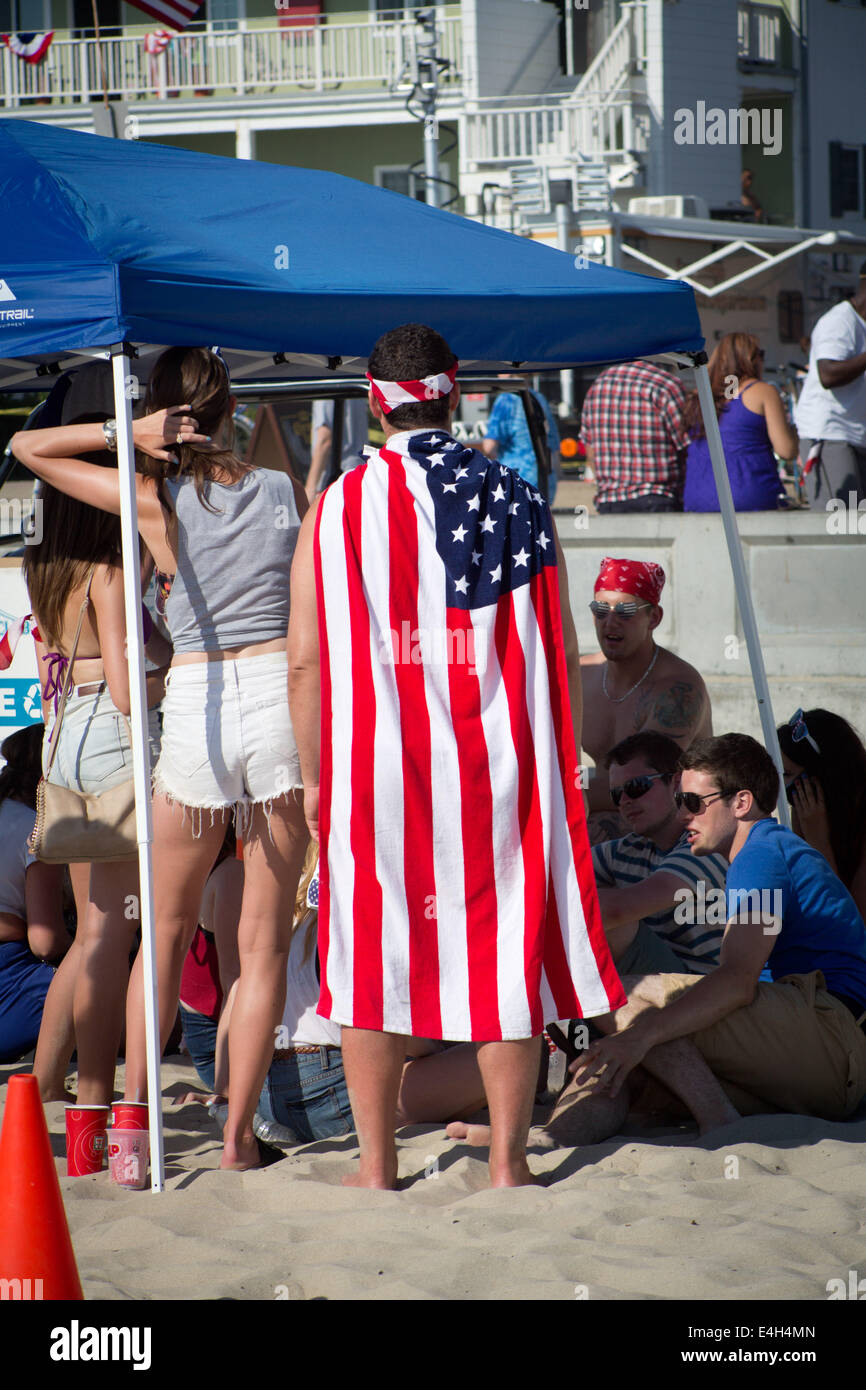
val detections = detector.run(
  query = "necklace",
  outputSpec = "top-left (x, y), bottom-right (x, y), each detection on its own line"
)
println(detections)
top-left (603, 646), bottom-right (659, 704)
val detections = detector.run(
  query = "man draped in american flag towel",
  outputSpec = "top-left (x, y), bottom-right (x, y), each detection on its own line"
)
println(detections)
top-left (289, 324), bottom-right (625, 1188)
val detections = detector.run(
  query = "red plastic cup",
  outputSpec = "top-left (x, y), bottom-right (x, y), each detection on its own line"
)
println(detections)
top-left (111, 1101), bottom-right (148, 1131)
top-left (65, 1105), bottom-right (109, 1176)
top-left (107, 1130), bottom-right (149, 1190)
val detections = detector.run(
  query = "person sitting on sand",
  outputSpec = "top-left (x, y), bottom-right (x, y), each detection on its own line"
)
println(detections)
top-left (449, 733), bottom-right (866, 1155)
top-left (185, 845), bottom-right (495, 1152)
top-left (593, 732), bottom-right (728, 978)
top-left (0, 725), bottom-right (69, 1065)
top-left (777, 708), bottom-right (866, 923)
top-left (581, 558), bottom-right (712, 845)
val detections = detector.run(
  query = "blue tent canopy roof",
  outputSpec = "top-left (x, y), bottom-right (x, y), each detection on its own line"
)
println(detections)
top-left (0, 119), bottom-right (703, 380)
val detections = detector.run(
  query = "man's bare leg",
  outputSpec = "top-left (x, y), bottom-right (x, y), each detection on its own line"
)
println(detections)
top-left (474, 1036), bottom-right (541, 1187)
top-left (588, 975), bottom-right (740, 1134)
top-left (341, 1027), bottom-right (406, 1190)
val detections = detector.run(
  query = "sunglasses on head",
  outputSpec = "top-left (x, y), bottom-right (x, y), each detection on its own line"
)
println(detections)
top-left (789, 708), bottom-right (820, 756)
top-left (589, 600), bottom-right (652, 620)
top-left (611, 772), bottom-right (671, 807)
top-left (674, 789), bottom-right (733, 815)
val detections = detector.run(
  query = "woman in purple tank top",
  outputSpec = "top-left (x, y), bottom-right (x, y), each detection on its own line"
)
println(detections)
top-left (683, 333), bottom-right (798, 511)
top-left (13, 347), bottom-right (310, 1172)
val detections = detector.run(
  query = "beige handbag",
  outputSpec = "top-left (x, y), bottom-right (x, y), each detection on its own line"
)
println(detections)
top-left (29, 569), bottom-right (139, 863)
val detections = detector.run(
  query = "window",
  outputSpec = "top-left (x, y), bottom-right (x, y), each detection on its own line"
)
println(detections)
top-left (777, 290), bottom-right (804, 344)
top-left (209, 0), bottom-right (243, 29)
top-left (829, 141), bottom-right (862, 217)
top-left (376, 163), bottom-right (451, 202)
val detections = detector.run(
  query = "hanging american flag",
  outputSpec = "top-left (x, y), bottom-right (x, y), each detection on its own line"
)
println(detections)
top-left (123, 0), bottom-right (202, 32)
top-left (313, 430), bottom-right (625, 1041)
top-left (1, 32), bottom-right (54, 63)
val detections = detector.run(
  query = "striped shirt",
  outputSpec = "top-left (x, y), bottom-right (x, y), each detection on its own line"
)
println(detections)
top-left (579, 361), bottom-right (690, 506)
top-left (592, 831), bottom-right (728, 973)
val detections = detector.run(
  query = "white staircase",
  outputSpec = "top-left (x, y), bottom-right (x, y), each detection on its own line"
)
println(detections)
top-left (460, 3), bottom-right (648, 220)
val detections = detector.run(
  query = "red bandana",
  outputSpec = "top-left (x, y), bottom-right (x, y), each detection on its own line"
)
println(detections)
top-left (594, 556), bottom-right (665, 607)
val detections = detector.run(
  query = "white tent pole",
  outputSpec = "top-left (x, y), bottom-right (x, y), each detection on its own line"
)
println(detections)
top-left (110, 348), bottom-right (165, 1191)
top-left (694, 362), bottom-right (790, 828)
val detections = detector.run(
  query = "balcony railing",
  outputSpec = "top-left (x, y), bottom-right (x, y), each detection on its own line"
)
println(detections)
top-left (462, 94), bottom-right (648, 172)
top-left (737, 2), bottom-right (783, 67)
top-left (0, 16), bottom-right (461, 107)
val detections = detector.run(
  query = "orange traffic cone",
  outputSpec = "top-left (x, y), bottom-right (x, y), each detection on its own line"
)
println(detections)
top-left (0, 1074), bottom-right (83, 1300)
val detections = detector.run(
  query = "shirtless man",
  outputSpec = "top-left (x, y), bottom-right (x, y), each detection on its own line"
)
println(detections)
top-left (581, 557), bottom-right (712, 843)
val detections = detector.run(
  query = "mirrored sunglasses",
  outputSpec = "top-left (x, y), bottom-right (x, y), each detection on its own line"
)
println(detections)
top-left (589, 600), bottom-right (652, 620)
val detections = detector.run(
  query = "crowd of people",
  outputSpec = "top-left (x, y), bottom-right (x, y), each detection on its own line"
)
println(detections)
top-left (1, 318), bottom-right (864, 1191)
top-left (579, 259), bottom-right (866, 513)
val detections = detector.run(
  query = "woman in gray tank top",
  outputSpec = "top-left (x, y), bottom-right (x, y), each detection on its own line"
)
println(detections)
top-left (13, 346), bottom-right (310, 1172)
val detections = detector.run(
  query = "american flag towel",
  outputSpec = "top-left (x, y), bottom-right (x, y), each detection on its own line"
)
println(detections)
top-left (313, 429), bottom-right (625, 1040)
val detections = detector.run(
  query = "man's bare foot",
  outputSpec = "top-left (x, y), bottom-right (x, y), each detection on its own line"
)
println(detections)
top-left (446, 1120), bottom-right (492, 1146)
top-left (342, 1158), bottom-right (399, 1190)
top-left (697, 1099), bottom-right (740, 1136)
top-left (220, 1132), bottom-right (262, 1171)
top-left (489, 1158), bottom-right (543, 1188)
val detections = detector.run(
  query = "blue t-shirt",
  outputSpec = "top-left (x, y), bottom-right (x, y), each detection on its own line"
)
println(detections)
top-left (484, 391), bottom-right (559, 499)
top-left (726, 819), bottom-right (866, 1008)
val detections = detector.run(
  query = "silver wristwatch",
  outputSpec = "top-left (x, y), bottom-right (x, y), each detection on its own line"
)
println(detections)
top-left (102, 418), bottom-right (118, 452)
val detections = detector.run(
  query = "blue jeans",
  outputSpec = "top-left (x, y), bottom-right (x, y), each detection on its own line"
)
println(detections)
top-left (179, 1004), bottom-right (218, 1093)
top-left (0, 941), bottom-right (55, 1063)
top-left (257, 1047), bottom-right (354, 1143)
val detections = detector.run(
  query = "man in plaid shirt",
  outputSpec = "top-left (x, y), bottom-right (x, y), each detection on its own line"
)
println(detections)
top-left (580, 361), bottom-right (690, 512)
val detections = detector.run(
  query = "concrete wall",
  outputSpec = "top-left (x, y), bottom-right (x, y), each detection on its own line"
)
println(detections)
top-left (557, 509), bottom-right (866, 748)
top-left (462, 0), bottom-right (561, 99)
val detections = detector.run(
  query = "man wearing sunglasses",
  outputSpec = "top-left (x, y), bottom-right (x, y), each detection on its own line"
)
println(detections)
top-left (582, 557), bottom-right (712, 844)
top-left (593, 733), bottom-right (729, 980)
top-left (573, 734), bottom-right (866, 1127)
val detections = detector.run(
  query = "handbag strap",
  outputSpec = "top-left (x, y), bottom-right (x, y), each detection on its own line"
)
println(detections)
top-left (43, 566), bottom-right (98, 781)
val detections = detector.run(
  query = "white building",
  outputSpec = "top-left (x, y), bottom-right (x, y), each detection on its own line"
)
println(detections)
top-left (2, 1), bottom-right (864, 358)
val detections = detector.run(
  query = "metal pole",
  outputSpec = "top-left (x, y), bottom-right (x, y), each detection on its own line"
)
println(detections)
top-left (556, 202), bottom-right (575, 415)
top-left (694, 363), bottom-right (790, 828)
top-left (110, 349), bottom-right (165, 1190)
top-left (416, 9), bottom-right (440, 208)
top-left (564, 0), bottom-right (575, 78)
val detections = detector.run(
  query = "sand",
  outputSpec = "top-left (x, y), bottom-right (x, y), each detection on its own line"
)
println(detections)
top-left (3, 1055), bottom-right (865, 1303)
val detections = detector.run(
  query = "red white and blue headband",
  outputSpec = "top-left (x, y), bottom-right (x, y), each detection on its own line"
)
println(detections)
top-left (365, 362), bottom-right (458, 415)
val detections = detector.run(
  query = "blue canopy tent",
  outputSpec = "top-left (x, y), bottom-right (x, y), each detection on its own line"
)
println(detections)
top-left (0, 119), bottom-right (786, 1188)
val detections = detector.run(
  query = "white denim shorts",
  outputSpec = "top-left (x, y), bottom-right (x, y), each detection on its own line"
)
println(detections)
top-left (153, 651), bottom-right (302, 829)
top-left (44, 686), bottom-right (161, 795)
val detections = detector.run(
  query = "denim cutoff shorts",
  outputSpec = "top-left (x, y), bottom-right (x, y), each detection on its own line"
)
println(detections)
top-left (257, 1046), bottom-right (354, 1144)
top-left (153, 651), bottom-right (302, 824)
top-left (44, 686), bottom-right (161, 795)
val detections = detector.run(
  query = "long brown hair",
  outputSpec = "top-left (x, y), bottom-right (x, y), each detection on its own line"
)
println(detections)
top-left (141, 347), bottom-right (246, 512)
top-left (684, 332), bottom-right (764, 436)
top-left (22, 481), bottom-right (124, 648)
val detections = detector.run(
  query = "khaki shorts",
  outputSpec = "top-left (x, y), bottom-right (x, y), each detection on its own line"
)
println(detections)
top-left (651, 970), bottom-right (866, 1120)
